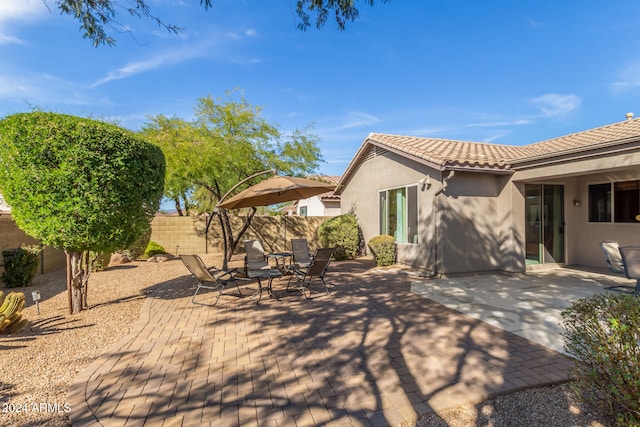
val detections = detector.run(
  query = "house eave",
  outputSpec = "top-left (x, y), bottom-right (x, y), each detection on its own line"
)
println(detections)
top-left (510, 137), bottom-right (640, 170)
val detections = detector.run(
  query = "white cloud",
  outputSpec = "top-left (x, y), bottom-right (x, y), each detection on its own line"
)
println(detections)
top-left (531, 94), bottom-right (581, 117)
top-left (610, 63), bottom-right (640, 93)
top-left (466, 119), bottom-right (533, 128)
top-left (0, 33), bottom-right (25, 45)
top-left (0, 0), bottom-right (49, 22)
top-left (0, 0), bottom-right (50, 44)
top-left (91, 47), bottom-right (209, 87)
top-left (0, 72), bottom-right (106, 107)
top-left (337, 111), bottom-right (380, 130)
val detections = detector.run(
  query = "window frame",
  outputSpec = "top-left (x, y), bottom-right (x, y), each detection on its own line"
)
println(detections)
top-left (379, 184), bottom-right (419, 244)
top-left (588, 180), bottom-right (640, 223)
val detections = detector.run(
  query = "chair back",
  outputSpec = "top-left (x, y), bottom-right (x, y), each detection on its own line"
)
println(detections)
top-left (306, 247), bottom-right (335, 278)
top-left (620, 246), bottom-right (640, 280)
top-left (291, 239), bottom-right (312, 265)
top-left (245, 240), bottom-right (265, 262)
top-left (600, 241), bottom-right (625, 274)
top-left (180, 254), bottom-right (215, 282)
top-left (245, 240), bottom-right (270, 271)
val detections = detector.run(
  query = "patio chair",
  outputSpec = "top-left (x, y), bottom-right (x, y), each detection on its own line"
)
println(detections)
top-left (600, 241), bottom-right (625, 274)
top-left (244, 240), bottom-right (270, 273)
top-left (179, 254), bottom-right (244, 306)
top-left (290, 238), bottom-right (313, 269)
top-left (619, 246), bottom-right (640, 296)
top-left (287, 247), bottom-right (335, 299)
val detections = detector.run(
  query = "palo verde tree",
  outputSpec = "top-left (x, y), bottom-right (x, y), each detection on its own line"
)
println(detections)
top-left (46, 0), bottom-right (390, 46)
top-left (142, 91), bottom-right (321, 263)
top-left (0, 112), bottom-right (165, 314)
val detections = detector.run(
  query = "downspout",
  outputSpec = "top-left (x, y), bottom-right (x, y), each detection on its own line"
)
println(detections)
top-left (430, 170), bottom-right (455, 277)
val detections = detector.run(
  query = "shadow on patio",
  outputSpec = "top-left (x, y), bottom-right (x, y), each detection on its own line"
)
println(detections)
top-left (68, 258), bottom-right (576, 427)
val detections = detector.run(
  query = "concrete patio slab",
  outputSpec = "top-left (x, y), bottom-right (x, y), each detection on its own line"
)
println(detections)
top-left (411, 268), bottom-right (635, 354)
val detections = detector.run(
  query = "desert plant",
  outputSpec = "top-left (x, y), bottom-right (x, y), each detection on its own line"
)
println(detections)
top-left (318, 214), bottom-right (360, 261)
top-left (561, 292), bottom-right (640, 426)
top-left (90, 251), bottom-right (111, 272)
top-left (1, 246), bottom-right (42, 288)
top-left (368, 235), bottom-right (396, 266)
top-left (127, 227), bottom-right (152, 260)
top-left (144, 241), bottom-right (166, 259)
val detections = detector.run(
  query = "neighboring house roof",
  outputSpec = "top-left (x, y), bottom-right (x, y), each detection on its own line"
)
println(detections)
top-left (305, 175), bottom-right (341, 201)
top-left (337, 117), bottom-right (640, 192)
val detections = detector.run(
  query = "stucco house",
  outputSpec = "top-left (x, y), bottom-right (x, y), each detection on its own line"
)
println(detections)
top-left (335, 116), bottom-right (640, 276)
top-left (295, 175), bottom-right (341, 217)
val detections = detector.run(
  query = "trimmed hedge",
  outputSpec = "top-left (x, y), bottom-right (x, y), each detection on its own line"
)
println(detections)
top-left (368, 235), bottom-right (396, 266)
top-left (317, 214), bottom-right (360, 261)
top-left (1, 246), bottom-right (41, 288)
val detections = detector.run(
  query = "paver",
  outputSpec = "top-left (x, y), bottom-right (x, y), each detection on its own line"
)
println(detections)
top-left (68, 260), bottom-right (579, 426)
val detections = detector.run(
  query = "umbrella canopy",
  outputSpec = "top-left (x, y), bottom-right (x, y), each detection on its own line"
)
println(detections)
top-left (217, 175), bottom-right (336, 210)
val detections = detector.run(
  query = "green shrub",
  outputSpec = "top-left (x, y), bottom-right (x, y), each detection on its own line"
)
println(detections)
top-left (1, 245), bottom-right (42, 288)
top-left (143, 241), bottom-right (166, 259)
top-left (368, 235), bottom-right (396, 266)
top-left (127, 227), bottom-right (152, 260)
top-left (90, 251), bottom-right (111, 272)
top-left (318, 214), bottom-right (360, 261)
top-left (561, 293), bottom-right (640, 426)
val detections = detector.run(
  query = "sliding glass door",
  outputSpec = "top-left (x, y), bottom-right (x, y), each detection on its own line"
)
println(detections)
top-left (525, 184), bottom-right (565, 264)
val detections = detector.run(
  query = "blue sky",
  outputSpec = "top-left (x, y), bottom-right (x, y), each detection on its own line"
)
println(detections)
top-left (2, 1), bottom-right (640, 178)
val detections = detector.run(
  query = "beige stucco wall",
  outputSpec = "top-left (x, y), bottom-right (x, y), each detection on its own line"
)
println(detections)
top-left (340, 151), bottom-right (518, 275)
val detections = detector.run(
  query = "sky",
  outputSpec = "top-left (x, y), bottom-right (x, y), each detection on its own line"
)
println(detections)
top-left (2, 1), bottom-right (640, 179)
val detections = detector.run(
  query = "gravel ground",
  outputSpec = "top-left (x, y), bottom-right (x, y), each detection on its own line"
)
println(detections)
top-left (0, 256), bottom-right (614, 427)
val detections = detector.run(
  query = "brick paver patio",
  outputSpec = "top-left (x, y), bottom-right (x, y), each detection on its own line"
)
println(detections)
top-left (68, 259), bottom-right (573, 426)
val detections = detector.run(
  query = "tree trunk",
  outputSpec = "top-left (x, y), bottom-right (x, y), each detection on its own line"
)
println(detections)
top-left (66, 250), bottom-right (89, 314)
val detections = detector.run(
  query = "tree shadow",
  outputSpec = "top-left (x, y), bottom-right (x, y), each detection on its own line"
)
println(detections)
top-left (70, 255), bottom-right (585, 426)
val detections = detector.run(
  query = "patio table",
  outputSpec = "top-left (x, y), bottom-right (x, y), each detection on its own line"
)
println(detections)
top-left (247, 268), bottom-right (282, 304)
top-left (267, 251), bottom-right (292, 272)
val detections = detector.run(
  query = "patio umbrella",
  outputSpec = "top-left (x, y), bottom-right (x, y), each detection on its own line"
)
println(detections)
top-left (217, 175), bottom-right (336, 209)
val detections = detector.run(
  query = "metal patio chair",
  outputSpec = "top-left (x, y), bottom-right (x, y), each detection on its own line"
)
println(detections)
top-left (290, 238), bottom-right (313, 269)
top-left (619, 246), bottom-right (640, 296)
top-left (179, 254), bottom-right (244, 305)
top-left (287, 247), bottom-right (335, 299)
top-left (244, 240), bottom-right (270, 273)
top-left (600, 240), bottom-right (625, 274)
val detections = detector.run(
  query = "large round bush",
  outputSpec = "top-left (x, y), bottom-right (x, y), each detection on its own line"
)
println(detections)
top-left (0, 112), bottom-right (165, 253)
top-left (318, 214), bottom-right (360, 260)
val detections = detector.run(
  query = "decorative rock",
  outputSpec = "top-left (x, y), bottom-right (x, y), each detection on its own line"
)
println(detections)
top-left (147, 254), bottom-right (175, 263)
top-left (110, 253), bottom-right (131, 265)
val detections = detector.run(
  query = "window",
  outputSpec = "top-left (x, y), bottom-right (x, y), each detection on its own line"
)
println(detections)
top-left (379, 185), bottom-right (418, 243)
top-left (589, 181), bottom-right (640, 223)
top-left (299, 206), bottom-right (307, 217)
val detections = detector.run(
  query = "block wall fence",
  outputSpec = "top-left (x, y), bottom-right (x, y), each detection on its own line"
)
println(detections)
top-left (150, 215), bottom-right (332, 256)
top-left (0, 214), bottom-right (333, 275)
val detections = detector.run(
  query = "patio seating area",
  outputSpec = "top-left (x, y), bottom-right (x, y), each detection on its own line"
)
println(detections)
top-left (64, 257), bottom-right (610, 427)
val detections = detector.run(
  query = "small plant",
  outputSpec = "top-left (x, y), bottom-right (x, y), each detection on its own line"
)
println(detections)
top-left (143, 241), bottom-right (166, 259)
top-left (89, 251), bottom-right (111, 272)
top-left (318, 214), bottom-right (360, 261)
top-left (1, 245), bottom-right (42, 288)
top-left (368, 235), bottom-right (396, 266)
top-left (127, 227), bottom-right (152, 260)
top-left (561, 293), bottom-right (640, 426)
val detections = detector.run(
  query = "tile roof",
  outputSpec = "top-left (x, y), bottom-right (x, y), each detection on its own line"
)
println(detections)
top-left (365, 117), bottom-right (640, 171)
top-left (306, 175), bottom-right (341, 200)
